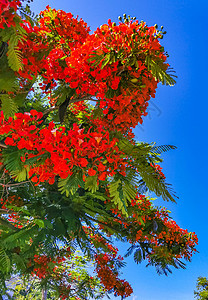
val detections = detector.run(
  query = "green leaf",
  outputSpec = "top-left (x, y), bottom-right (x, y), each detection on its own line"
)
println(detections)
top-left (7, 46), bottom-right (23, 71)
top-left (0, 74), bottom-right (18, 92)
top-left (145, 55), bottom-right (177, 86)
top-left (2, 146), bottom-right (24, 172)
top-left (0, 247), bottom-right (10, 274)
top-left (3, 226), bottom-right (38, 250)
top-left (134, 248), bottom-right (143, 264)
top-left (118, 139), bottom-right (177, 202)
top-left (0, 21), bottom-right (27, 72)
top-left (108, 180), bottom-right (128, 216)
top-left (101, 52), bottom-right (111, 69)
top-left (10, 166), bottom-right (30, 182)
top-left (12, 252), bottom-right (26, 271)
top-left (151, 144), bottom-right (177, 154)
top-left (0, 94), bottom-right (18, 118)
top-left (85, 176), bottom-right (98, 194)
top-left (58, 172), bottom-right (84, 196)
top-left (33, 219), bottom-right (45, 228)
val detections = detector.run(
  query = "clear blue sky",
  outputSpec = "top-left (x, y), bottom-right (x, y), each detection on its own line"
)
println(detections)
top-left (30, 1), bottom-right (208, 299)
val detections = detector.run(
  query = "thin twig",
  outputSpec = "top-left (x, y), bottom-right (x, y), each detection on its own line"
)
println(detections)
top-left (0, 209), bottom-right (16, 215)
top-left (42, 106), bottom-right (58, 116)
top-left (0, 142), bottom-right (7, 149)
top-left (0, 181), bottom-right (30, 188)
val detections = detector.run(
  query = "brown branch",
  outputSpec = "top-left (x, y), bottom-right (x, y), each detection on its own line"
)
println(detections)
top-left (42, 96), bottom-right (97, 116)
top-left (0, 181), bottom-right (30, 188)
top-left (0, 209), bottom-right (15, 215)
top-left (86, 214), bottom-right (122, 233)
top-left (0, 142), bottom-right (7, 149)
top-left (42, 106), bottom-right (58, 116)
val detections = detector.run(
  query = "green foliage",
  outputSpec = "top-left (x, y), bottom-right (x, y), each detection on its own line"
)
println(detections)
top-left (89, 49), bottom-right (177, 87)
top-left (137, 167), bottom-right (177, 202)
top-left (145, 55), bottom-right (177, 86)
top-left (0, 18), bottom-right (27, 71)
top-left (7, 45), bottom-right (23, 72)
top-left (151, 144), bottom-right (177, 154)
top-left (0, 70), bottom-right (18, 93)
top-left (54, 85), bottom-right (76, 106)
top-left (58, 172), bottom-right (84, 196)
top-left (10, 166), bottom-right (30, 182)
top-left (0, 247), bottom-right (10, 274)
top-left (2, 147), bottom-right (24, 173)
top-left (0, 94), bottom-right (18, 118)
top-left (195, 277), bottom-right (208, 300)
top-left (109, 179), bottom-right (126, 213)
top-left (0, 52), bottom-right (22, 118)
top-left (118, 139), bottom-right (177, 202)
top-left (0, 41), bottom-right (7, 58)
top-left (85, 175), bottom-right (99, 193)
top-left (2, 251), bottom-right (106, 299)
top-left (12, 252), bottom-right (26, 272)
top-left (2, 226), bottom-right (38, 250)
top-left (108, 175), bottom-right (137, 216)
top-left (125, 243), bottom-right (186, 276)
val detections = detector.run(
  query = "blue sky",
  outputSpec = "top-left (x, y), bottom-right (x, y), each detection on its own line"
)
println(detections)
top-left (30, 1), bottom-right (208, 299)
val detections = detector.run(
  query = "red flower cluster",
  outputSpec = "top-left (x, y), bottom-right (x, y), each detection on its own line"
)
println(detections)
top-left (95, 252), bottom-right (133, 298)
top-left (30, 250), bottom-right (104, 299)
top-left (14, 6), bottom-right (169, 134)
top-left (82, 226), bottom-right (133, 297)
top-left (0, 0), bottom-right (20, 28)
top-left (32, 254), bottom-right (52, 279)
top-left (150, 163), bottom-right (166, 179)
top-left (0, 110), bottom-right (127, 185)
top-left (0, 4), bottom-right (198, 297)
top-left (107, 195), bottom-right (198, 261)
top-left (0, 195), bottom-right (24, 229)
top-left (18, 6), bottom-right (90, 81)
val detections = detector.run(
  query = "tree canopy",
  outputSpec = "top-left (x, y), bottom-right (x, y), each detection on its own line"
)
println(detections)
top-left (195, 277), bottom-right (208, 300)
top-left (0, 1), bottom-right (198, 299)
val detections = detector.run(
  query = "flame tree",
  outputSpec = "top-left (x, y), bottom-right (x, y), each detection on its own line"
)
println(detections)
top-left (0, 1), bottom-right (198, 299)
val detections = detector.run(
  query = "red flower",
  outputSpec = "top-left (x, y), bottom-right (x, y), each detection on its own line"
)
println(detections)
top-left (88, 168), bottom-right (96, 176)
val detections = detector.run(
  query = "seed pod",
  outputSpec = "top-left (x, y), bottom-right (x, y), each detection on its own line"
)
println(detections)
top-left (131, 78), bottom-right (138, 83)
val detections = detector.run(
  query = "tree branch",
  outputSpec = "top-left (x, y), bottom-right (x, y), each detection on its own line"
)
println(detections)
top-left (0, 209), bottom-right (16, 215)
top-left (42, 96), bottom-right (97, 116)
top-left (0, 181), bottom-right (30, 188)
top-left (0, 142), bottom-right (7, 149)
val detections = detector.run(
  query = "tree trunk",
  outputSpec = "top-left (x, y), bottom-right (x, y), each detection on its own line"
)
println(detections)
top-left (42, 288), bottom-right (47, 300)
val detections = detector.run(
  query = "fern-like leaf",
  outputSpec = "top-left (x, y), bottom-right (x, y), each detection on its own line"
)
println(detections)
top-left (3, 226), bottom-right (39, 250)
top-left (85, 175), bottom-right (98, 194)
top-left (152, 144), bottom-right (177, 154)
top-left (118, 139), bottom-right (177, 202)
top-left (0, 94), bottom-right (18, 118)
top-left (108, 180), bottom-right (128, 216)
top-left (58, 172), bottom-right (84, 196)
top-left (2, 147), bottom-right (24, 173)
top-left (10, 166), bottom-right (30, 182)
top-left (12, 253), bottom-right (26, 271)
top-left (145, 55), bottom-right (177, 86)
top-left (0, 247), bottom-right (10, 274)
top-left (7, 46), bottom-right (23, 71)
top-left (0, 21), bottom-right (27, 72)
